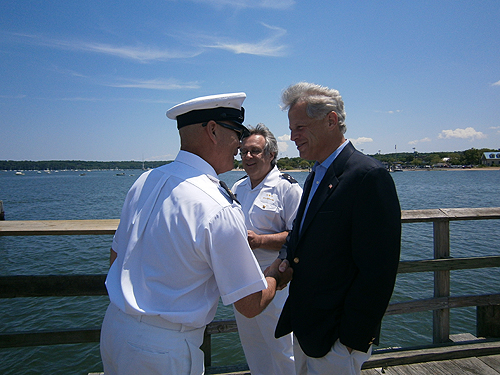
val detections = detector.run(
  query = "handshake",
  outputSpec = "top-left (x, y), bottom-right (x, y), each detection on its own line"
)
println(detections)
top-left (264, 258), bottom-right (293, 291)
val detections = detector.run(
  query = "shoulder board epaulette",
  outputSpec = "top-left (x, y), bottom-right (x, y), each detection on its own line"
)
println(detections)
top-left (280, 173), bottom-right (298, 184)
top-left (238, 175), bottom-right (248, 181)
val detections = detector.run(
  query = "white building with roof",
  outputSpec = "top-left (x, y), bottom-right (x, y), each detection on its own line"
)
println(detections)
top-left (481, 151), bottom-right (500, 166)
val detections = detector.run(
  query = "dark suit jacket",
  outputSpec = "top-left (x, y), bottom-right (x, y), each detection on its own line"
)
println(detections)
top-left (275, 142), bottom-right (401, 357)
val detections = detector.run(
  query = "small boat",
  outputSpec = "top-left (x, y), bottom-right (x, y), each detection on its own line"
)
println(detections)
top-left (15, 171), bottom-right (25, 175)
top-left (116, 172), bottom-right (125, 176)
top-left (393, 165), bottom-right (404, 172)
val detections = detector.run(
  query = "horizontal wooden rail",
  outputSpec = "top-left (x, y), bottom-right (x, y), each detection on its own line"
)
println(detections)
top-left (1, 207), bottom-right (499, 236)
top-left (1, 255), bottom-right (499, 299)
top-left (400, 207), bottom-right (500, 223)
top-left (0, 219), bottom-right (119, 236)
top-left (2, 293), bottom-right (499, 349)
top-left (0, 320), bottom-right (238, 349)
top-left (397, 256), bottom-right (500, 273)
top-left (0, 328), bottom-right (101, 348)
top-left (386, 293), bottom-right (500, 315)
top-left (363, 339), bottom-right (500, 369)
top-left (0, 275), bottom-right (107, 298)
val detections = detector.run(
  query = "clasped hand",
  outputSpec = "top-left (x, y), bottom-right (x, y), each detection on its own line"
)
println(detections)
top-left (264, 258), bottom-right (293, 290)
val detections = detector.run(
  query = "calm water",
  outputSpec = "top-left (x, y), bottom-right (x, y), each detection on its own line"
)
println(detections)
top-left (1, 168), bottom-right (499, 374)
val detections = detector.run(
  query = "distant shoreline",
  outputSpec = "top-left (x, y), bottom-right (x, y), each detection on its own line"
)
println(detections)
top-left (233, 167), bottom-right (500, 172)
top-left (401, 167), bottom-right (500, 171)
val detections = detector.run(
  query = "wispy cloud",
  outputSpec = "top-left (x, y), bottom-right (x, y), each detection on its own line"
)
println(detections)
top-left (375, 110), bottom-right (403, 114)
top-left (492, 80), bottom-right (500, 86)
top-left (201, 23), bottom-right (287, 56)
top-left (408, 137), bottom-right (432, 145)
top-left (59, 97), bottom-right (103, 102)
top-left (186, 0), bottom-right (295, 9)
top-left (438, 127), bottom-right (486, 140)
top-left (106, 78), bottom-right (200, 90)
top-left (10, 33), bottom-right (201, 62)
top-left (0, 94), bottom-right (26, 99)
top-left (351, 137), bottom-right (373, 146)
top-left (73, 42), bottom-right (201, 62)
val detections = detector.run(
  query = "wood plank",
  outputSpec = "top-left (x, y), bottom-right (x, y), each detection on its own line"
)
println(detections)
top-left (449, 357), bottom-right (500, 374)
top-left (479, 354), bottom-right (500, 371)
top-left (433, 220), bottom-right (450, 344)
top-left (369, 363), bottom-right (424, 374)
top-left (413, 361), bottom-right (458, 375)
top-left (450, 333), bottom-right (478, 342)
top-left (386, 294), bottom-right (500, 315)
top-left (478, 305), bottom-right (500, 337)
top-left (205, 365), bottom-right (249, 374)
top-left (398, 256), bottom-right (500, 273)
top-left (363, 340), bottom-right (500, 369)
top-left (400, 207), bottom-right (500, 223)
top-left (90, 352), bottom-right (500, 375)
top-left (364, 358), bottom-right (500, 375)
top-left (0, 328), bottom-right (101, 348)
top-left (360, 369), bottom-right (386, 374)
top-left (1, 207), bottom-right (498, 236)
top-left (0, 219), bottom-right (119, 236)
top-left (206, 319), bottom-right (238, 335)
top-left (401, 209), bottom-right (448, 223)
top-left (0, 274), bottom-right (107, 298)
top-left (440, 207), bottom-right (500, 221)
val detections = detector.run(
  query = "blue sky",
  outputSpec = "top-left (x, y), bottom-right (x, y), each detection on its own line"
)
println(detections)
top-left (1, 0), bottom-right (499, 161)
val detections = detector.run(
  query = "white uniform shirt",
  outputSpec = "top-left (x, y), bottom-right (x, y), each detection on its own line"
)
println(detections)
top-left (106, 151), bottom-right (267, 328)
top-left (232, 166), bottom-right (303, 267)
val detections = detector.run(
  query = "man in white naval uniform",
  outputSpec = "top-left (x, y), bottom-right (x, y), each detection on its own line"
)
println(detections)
top-left (100, 93), bottom-right (293, 375)
top-left (232, 124), bottom-right (302, 375)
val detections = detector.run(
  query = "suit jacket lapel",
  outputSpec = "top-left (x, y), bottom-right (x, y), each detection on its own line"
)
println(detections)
top-left (293, 170), bottom-right (314, 235)
top-left (299, 143), bottom-right (356, 237)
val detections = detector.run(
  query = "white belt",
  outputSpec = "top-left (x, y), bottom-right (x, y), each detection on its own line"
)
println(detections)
top-left (134, 314), bottom-right (199, 332)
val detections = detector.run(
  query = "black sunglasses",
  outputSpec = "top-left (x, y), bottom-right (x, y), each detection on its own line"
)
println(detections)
top-left (202, 121), bottom-right (249, 141)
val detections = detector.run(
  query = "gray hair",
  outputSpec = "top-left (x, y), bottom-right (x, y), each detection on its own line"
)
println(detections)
top-left (244, 123), bottom-right (279, 167)
top-left (281, 82), bottom-right (347, 134)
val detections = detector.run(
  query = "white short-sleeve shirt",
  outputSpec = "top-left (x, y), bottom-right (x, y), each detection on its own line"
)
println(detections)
top-left (232, 166), bottom-right (303, 267)
top-left (106, 151), bottom-right (267, 328)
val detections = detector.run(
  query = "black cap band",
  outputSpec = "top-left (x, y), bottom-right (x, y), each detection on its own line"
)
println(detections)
top-left (176, 107), bottom-right (245, 129)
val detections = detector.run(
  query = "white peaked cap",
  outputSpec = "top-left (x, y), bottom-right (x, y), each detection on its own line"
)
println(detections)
top-left (166, 92), bottom-right (246, 129)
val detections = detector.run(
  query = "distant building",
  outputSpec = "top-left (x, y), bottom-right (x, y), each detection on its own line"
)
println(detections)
top-left (481, 152), bottom-right (500, 166)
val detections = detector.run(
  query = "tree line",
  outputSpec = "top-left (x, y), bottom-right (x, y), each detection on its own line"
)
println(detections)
top-left (240, 147), bottom-right (498, 170)
top-left (2, 148), bottom-right (498, 172)
top-left (0, 160), bottom-right (171, 171)
top-left (370, 147), bottom-right (497, 168)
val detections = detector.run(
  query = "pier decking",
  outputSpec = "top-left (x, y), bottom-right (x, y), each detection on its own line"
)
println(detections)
top-left (90, 334), bottom-right (500, 374)
top-left (200, 334), bottom-right (500, 374)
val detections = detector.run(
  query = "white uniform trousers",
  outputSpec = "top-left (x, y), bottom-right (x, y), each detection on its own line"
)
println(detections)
top-left (294, 336), bottom-right (372, 375)
top-left (100, 303), bottom-right (205, 375)
top-left (234, 285), bottom-right (295, 375)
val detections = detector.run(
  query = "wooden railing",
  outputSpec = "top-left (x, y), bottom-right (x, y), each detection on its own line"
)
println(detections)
top-left (1, 207), bottom-right (500, 371)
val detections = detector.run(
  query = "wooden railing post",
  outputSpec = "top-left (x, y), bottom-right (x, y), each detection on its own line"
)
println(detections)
top-left (477, 305), bottom-right (500, 338)
top-left (201, 328), bottom-right (212, 367)
top-left (433, 219), bottom-right (450, 343)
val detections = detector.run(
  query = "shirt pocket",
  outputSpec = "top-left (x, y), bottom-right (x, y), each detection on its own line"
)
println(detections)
top-left (249, 193), bottom-right (280, 230)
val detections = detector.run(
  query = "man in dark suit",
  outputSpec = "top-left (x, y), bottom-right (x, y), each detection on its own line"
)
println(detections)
top-left (275, 82), bottom-right (401, 375)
